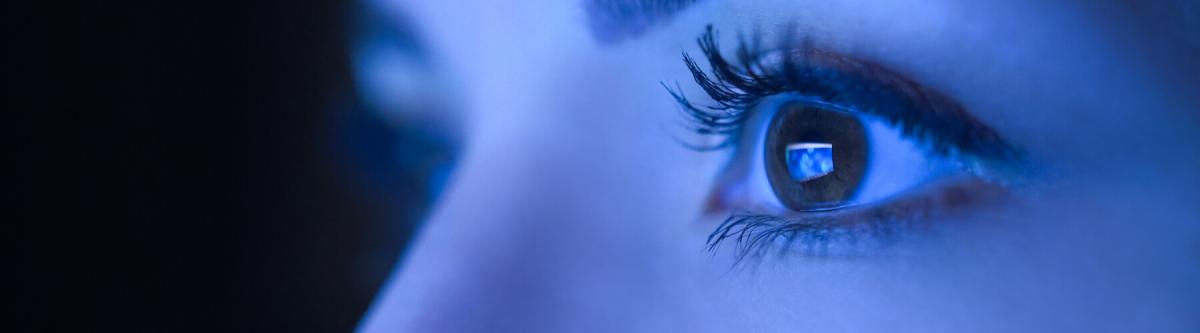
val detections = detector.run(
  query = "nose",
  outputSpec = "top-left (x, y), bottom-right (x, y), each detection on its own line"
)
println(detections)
top-left (356, 89), bottom-right (709, 332)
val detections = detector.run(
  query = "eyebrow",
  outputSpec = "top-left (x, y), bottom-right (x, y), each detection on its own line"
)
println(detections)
top-left (584, 0), bottom-right (701, 44)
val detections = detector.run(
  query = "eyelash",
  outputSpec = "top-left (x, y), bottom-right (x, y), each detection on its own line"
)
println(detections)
top-left (707, 177), bottom-right (1008, 263)
top-left (666, 25), bottom-right (1021, 261)
top-left (706, 212), bottom-right (896, 264)
top-left (666, 25), bottom-right (1019, 160)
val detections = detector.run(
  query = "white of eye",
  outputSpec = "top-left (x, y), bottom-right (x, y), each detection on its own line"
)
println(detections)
top-left (851, 117), bottom-right (958, 205)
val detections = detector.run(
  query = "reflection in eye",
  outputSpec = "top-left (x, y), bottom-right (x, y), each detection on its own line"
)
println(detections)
top-left (784, 142), bottom-right (834, 182)
top-left (666, 26), bottom-right (1027, 260)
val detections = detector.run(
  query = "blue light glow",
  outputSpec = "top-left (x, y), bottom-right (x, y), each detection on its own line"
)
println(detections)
top-left (786, 143), bottom-right (834, 181)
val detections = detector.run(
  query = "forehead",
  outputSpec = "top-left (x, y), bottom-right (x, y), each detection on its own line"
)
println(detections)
top-left (372, 0), bottom-right (1118, 69)
top-left (370, 0), bottom-right (1193, 141)
top-left (376, 0), bottom-right (1191, 50)
top-left (366, 0), bottom-right (1086, 118)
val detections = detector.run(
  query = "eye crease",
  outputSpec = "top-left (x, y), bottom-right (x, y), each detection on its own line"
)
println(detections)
top-left (666, 25), bottom-right (1028, 259)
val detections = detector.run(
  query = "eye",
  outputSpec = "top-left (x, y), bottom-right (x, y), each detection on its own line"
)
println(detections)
top-left (740, 97), bottom-right (958, 213)
top-left (667, 26), bottom-right (1028, 259)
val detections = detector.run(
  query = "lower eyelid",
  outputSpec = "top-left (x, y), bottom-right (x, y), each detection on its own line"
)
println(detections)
top-left (705, 176), bottom-right (1011, 260)
top-left (840, 176), bottom-right (1011, 225)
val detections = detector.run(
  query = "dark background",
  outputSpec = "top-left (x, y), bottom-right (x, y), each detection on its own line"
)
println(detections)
top-left (14, 1), bottom-right (431, 331)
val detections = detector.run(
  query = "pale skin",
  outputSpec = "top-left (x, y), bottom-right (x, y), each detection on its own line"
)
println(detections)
top-left (358, 0), bottom-right (1200, 331)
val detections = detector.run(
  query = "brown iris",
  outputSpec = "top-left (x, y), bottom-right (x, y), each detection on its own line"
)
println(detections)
top-left (764, 102), bottom-right (868, 211)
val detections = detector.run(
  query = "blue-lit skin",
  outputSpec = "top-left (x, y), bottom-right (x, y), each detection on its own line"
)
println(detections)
top-left (357, 0), bottom-right (1200, 332)
top-left (785, 143), bottom-right (834, 181)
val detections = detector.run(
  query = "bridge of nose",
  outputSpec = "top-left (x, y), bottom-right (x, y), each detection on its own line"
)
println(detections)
top-left (360, 48), bottom-right (718, 333)
top-left (359, 107), bottom-right (713, 331)
top-left (359, 2), bottom-right (728, 329)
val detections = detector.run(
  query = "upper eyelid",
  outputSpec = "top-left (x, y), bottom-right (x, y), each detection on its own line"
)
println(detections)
top-left (667, 25), bottom-right (1023, 163)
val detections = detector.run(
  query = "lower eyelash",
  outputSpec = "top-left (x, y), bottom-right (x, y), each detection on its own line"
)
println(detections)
top-left (707, 177), bottom-right (1010, 263)
top-left (707, 212), bottom-right (907, 264)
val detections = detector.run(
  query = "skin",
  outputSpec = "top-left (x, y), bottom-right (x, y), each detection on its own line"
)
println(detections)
top-left (358, 0), bottom-right (1200, 331)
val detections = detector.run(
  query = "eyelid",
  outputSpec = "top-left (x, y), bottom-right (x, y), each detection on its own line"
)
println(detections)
top-left (667, 25), bottom-right (1023, 165)
top-left (706, 176), bottom-right (1013, 260)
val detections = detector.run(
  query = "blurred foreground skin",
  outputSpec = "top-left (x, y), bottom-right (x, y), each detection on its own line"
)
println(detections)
top-left (358, 0), bottom-right (1200, 332)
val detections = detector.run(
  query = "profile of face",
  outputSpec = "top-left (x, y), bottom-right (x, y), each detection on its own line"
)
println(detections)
top-left (354, 0), bottom-right (1200, 331)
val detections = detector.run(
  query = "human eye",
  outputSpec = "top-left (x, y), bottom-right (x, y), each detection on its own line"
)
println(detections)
top-left (666, 26), bottom-right (1030, 261)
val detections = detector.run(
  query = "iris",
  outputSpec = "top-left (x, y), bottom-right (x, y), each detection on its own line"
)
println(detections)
top-left (764, 102), bottom-right (868, 211)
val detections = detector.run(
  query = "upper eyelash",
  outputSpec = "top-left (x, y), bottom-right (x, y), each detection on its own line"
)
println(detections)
top-left (665, 25), bottom-right (1022, 162)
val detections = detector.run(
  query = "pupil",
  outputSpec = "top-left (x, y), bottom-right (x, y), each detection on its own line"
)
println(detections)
top-left (764, 102), bottom-right (868, 211)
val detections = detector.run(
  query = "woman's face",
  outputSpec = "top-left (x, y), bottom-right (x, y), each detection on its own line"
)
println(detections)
top-left (357, 0), bottom-right (1200, 331)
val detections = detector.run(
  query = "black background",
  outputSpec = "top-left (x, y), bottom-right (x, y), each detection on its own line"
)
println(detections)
top-left (15, 1), bottom-right (416, 331)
